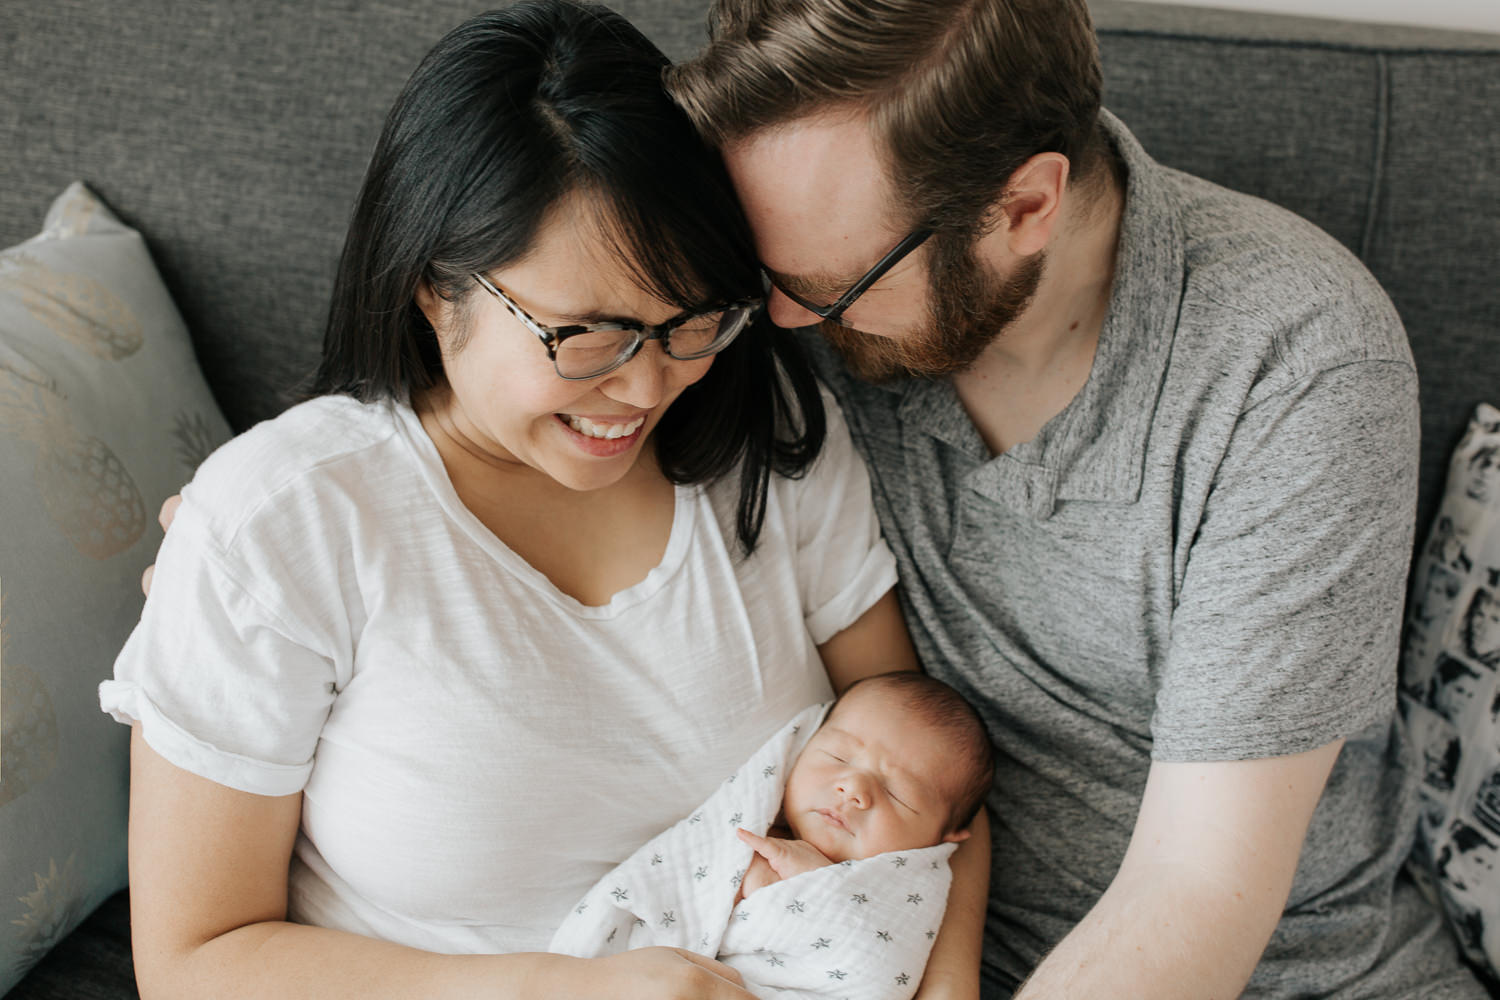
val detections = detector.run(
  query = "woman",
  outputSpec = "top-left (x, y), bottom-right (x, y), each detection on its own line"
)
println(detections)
top-left (102, 2), bottom-right (987, 998)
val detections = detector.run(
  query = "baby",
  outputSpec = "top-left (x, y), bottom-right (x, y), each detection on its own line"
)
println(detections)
top-left (735, 670), bottom-right (994, 901)
top-left (551, 671), bottom-right (994, 1000)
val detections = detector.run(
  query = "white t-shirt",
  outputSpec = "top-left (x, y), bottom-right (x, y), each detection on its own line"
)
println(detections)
top-left (100, 392), bottom-right (896, 955)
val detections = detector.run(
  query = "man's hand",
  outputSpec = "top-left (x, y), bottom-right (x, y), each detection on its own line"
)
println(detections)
top-left (735, 827), bottom-right (835, 901)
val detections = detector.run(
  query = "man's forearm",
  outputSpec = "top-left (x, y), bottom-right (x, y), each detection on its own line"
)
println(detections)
top-left (1012, 859), bottom-right (1280, 1000)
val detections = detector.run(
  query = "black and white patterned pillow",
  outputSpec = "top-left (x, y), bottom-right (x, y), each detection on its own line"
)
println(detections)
top-left (1402, 402), bottom-right (1500, 985)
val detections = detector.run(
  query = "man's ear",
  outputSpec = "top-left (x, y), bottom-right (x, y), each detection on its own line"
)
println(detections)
top-left (942, 827), bottom-right (972, 845)
top-left (988, 151), bottom-right (1070, 257)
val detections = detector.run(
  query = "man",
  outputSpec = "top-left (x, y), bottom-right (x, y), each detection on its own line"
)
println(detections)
top-left (667, 1), bottom-right (1486, 997)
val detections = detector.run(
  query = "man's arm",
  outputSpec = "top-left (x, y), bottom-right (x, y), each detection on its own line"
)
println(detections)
top-left (1014, 742), bottom-right (1342, 1000)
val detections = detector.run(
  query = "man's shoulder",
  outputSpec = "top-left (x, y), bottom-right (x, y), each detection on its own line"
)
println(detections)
top-left (1163, 168), bottom-right (1411, 381)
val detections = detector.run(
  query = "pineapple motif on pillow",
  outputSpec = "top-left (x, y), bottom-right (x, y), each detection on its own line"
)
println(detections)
top-left (0, 366), bottom-right (147, 559)
top-left (0, 593), bottom-right (60, 808)
top-left (0, 252), bottom-right (144, 361)
top-left (0, 181), bottom-right (233, 994)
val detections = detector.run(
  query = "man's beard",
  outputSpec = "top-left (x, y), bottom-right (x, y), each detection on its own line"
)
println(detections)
top-left (821, 235), bottom-right (1045, 382)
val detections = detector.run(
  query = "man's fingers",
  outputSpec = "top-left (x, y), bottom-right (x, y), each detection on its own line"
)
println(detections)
top-left (140, 564), bottom-right (155, 597)
top-left (158, 494), bottom-right (183, 532)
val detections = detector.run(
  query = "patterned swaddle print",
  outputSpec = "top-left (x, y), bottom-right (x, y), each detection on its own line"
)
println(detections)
top-left (549, 703), bottom-right (957, 1000)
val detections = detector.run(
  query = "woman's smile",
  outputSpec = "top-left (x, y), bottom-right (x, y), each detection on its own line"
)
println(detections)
top-left (555, 412), bottom-right (648, 458)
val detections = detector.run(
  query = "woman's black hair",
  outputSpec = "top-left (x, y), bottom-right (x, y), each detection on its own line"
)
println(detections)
top-left (312, 0), bottom-right (824, 551)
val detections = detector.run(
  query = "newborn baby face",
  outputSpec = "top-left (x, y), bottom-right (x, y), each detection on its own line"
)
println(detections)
top-left (782, 686), bottom-right (968, 862)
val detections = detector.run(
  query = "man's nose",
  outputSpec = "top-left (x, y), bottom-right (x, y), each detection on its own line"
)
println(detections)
top-left (766, 287), bottom-right (826, 330)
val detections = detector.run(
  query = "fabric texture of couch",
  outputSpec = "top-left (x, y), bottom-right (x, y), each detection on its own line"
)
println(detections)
top-left (1, 1), bottom-right (1497, 996)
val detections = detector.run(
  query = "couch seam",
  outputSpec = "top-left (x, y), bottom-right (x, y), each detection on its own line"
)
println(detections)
top-left (1360, 52), bottom-right (1390, 262)
top-left (1096, 28), bottom-right (1500, 58)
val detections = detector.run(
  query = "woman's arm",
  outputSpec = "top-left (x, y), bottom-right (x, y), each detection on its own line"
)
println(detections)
top-left (816, 587), bottom-right (920, 692)
top-left (914, 808), bottom-right (990, 1000)
top-left (128, 727), bottom-right (754, 1000)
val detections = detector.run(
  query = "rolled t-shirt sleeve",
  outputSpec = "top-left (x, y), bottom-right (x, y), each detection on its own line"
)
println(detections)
top-left (794, 389), bottom-right (900, 645)
top-left (100, 497), bottom-right (343, 796)
top-left (1152, 360), bottom-right (1419, 761)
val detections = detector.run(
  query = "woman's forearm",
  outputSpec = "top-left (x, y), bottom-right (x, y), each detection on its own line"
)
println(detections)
top-left (139, 919), bottom-right (559, 1000)
top-left (142, 919), bottom-right (754, 1000)
top-left (914, 808), bottom-right (991, 1000)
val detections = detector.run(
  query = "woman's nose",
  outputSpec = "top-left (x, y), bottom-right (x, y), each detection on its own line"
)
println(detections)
top-left (599, 340), bottom-right (669, 409)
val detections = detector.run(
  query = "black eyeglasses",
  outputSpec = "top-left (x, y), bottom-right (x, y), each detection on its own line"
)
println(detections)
top-left (472, 273), bottom-right (763, 381)
top-left (762, 228), bottom-right (932, 325)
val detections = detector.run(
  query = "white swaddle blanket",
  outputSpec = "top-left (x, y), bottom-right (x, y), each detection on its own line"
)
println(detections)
top-left (550, 703), bottom-right (958, 1000)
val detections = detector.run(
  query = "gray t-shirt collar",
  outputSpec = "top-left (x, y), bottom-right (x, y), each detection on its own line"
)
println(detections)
top-left (879, 110), bottom-right (1184, 519)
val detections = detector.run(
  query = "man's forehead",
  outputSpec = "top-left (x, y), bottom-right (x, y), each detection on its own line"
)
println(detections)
top-left (723, 114), bottom-right (905, 276)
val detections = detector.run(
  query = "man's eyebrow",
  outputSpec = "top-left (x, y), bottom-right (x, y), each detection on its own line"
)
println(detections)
top-left (765, 266), bottom-right (857, 301)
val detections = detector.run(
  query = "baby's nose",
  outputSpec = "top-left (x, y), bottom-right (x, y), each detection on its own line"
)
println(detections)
top-left (837, 775), bottom-right (871, 808)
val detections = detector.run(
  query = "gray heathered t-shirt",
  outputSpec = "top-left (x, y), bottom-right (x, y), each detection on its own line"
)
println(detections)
top-left (807, 113), bottom-right (1486, 998)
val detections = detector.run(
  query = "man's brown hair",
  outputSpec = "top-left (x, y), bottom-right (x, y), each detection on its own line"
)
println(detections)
top-left (666, 0), bottom-right (1107, 241)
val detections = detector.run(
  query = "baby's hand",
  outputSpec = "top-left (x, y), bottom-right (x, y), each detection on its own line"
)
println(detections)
top-left (736, 828), bottom-right (835, 883)
top-left (737, 851), bottom-right (779, 902)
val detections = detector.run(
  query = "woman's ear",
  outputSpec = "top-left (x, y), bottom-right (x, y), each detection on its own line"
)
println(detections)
top-left (414, 280), bottom-right (446, 331)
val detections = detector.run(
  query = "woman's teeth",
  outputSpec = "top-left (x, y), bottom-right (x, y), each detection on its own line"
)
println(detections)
top-left (565, 414), bottom-right (646, 440)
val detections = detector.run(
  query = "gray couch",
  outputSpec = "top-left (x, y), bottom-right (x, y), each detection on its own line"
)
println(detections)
top-left (3, 1), bottom-right (1497, 996)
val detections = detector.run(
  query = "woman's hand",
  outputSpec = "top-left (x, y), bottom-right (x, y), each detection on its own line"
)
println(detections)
top-left (140, 494), bottom-right (182, 595)
top-left (560, 947), bottom-right (754, 999)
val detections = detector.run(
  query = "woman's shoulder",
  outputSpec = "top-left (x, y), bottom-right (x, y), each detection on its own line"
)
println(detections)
top-left (184, 395), bottom-right (412, 541)
top-left (705, 381), bottom-right (865, 536)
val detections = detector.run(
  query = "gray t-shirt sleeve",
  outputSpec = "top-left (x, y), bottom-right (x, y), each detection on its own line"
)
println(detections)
top-left (1152, 359), bottom-right (1419, 761)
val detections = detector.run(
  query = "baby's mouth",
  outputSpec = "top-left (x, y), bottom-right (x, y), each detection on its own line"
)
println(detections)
top-left (817, 808), bottom-right (850, 832)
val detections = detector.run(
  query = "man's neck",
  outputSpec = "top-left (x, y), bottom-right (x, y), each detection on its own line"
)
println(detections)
top-left (953, 165), bottom-right (1125, 456)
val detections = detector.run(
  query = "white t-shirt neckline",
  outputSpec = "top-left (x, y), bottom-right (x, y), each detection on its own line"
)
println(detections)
top-left (391, 400), bottom-right (697, 619)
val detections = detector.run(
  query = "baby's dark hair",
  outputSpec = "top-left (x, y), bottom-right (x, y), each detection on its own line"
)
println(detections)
top-left (835, 671), bottom-right (995, 833)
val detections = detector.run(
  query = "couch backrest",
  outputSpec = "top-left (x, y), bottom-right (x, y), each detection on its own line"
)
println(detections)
top-left (0, 0), bottom-right (711, 430)
top-left (2, 0), bottom-right (1497, 535)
